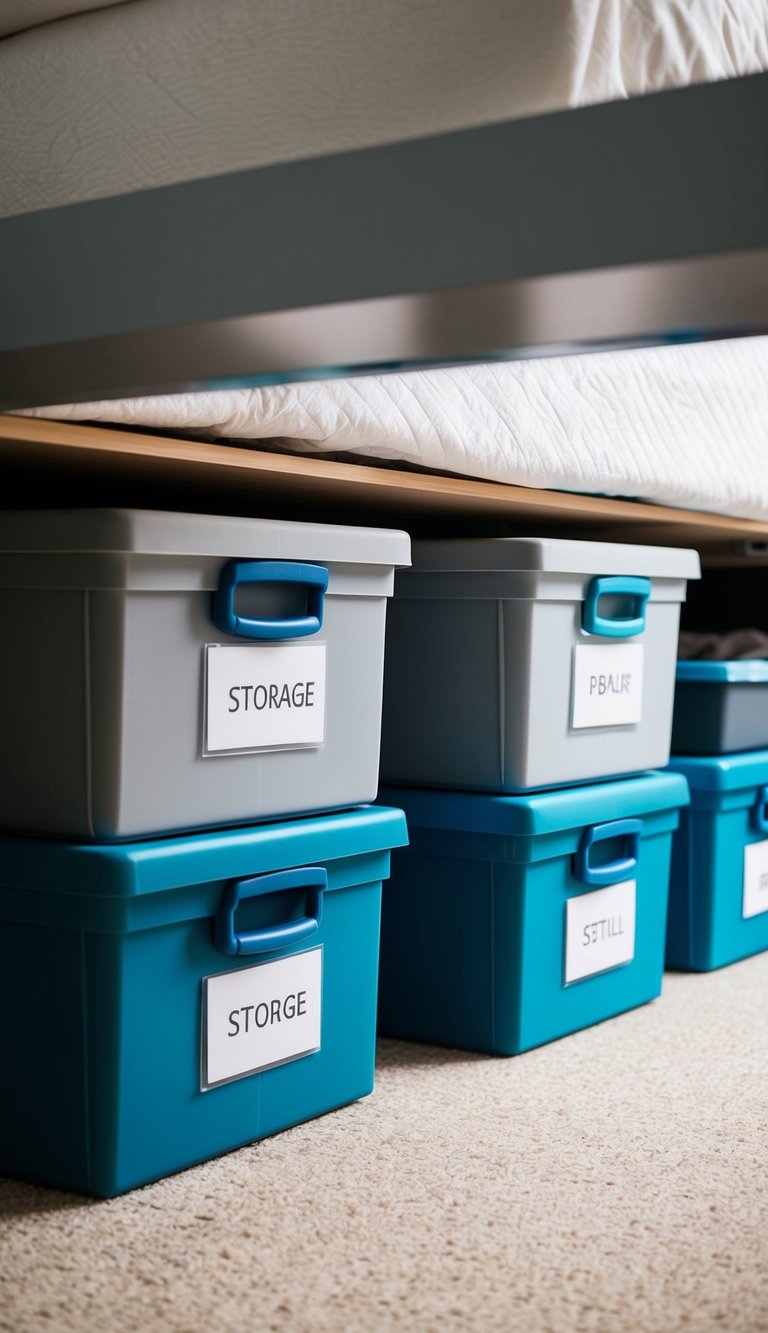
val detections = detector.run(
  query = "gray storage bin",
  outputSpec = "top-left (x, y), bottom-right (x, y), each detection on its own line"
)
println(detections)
top-left (672, 660), bottom-right (768, 754)
top-left (0, 509), bottom-right (410, 839)
top-left (380, 537), bottom-right (700, 792)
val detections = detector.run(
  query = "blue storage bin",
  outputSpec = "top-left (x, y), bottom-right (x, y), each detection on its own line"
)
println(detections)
top-left (672, 660), bottom-right (768, 755)
top-left (0, 805), bottom-right (407, 1197)
top-left (378, 774), bottom-right (688, 1055)
top-left (667, 752), bottom-right (768, 970)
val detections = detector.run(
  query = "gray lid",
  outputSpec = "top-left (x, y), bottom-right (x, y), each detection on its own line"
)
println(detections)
top-left (409, 537), bottom-right (700, 579)
top-left (0, 509), bottom-right (411, 566)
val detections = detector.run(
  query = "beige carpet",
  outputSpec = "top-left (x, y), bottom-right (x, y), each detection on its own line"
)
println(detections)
top-left (1, 957), bottom-right (767, 1333)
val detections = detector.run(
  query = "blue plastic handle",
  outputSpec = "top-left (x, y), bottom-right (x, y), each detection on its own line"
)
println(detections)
top-left (215, 866), bottom-right (327, 956)
top-left (753, 786), bottom-right (768, 834)
top-left (582, 576), bottom-right (651, 638)
top-left (213, 559), bottom-right (329, 639)
top-left (573, 818), bottom-right (643, 886)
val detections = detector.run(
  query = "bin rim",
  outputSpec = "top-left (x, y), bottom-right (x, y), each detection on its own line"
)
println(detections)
top-left (0, 508), bottom-right (411, 568)
top-left (379, 773), bottom-right (689, 839)
top-left (406, 536), bottom-right (700, 580)
top-left (0, 806), bottom-right (409, 898)
top-left (668, 751), bottom-right (768, 792)
top-left (676, 659), bottom-right (768, 684)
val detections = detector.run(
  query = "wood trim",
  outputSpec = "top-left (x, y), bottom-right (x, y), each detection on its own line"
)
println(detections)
top-left (3, 414), bottom-right (768, 562)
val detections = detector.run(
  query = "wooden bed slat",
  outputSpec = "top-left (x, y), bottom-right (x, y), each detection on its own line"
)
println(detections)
top-left (3, 416), bottom-right (768, 564)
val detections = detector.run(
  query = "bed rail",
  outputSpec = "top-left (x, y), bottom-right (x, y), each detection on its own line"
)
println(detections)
top-left (0, 73), bottom-right (766, 410)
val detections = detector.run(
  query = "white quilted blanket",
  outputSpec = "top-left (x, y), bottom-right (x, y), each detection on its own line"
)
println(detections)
top-left (24, 336), bottom-right (768, 520)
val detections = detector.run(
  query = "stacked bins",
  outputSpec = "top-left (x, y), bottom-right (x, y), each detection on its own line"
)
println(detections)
top-left (668, 661), bottom-right (768, 970)
top-left (0, 509), bottom-right (410, 1195)
top-left (378, 537), bottom-right (700, 1054)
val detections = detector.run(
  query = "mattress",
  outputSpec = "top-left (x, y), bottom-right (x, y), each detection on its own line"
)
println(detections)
top-left (2, 0), bottom-right (767, 217)
top-left (24, 335), bottom-right (768, 521)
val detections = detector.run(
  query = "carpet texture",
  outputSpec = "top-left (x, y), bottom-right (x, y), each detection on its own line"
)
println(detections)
top-left (1, 957), bottom-right (766, 1332)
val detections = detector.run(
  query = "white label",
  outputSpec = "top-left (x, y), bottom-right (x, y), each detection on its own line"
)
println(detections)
top-left (571, 644), bottom-right (644, 730)
top-left (204, 643), bottom-right (326, 755)
top-left (202, 947), bottom-right (322, 1089)
top-left (565, 880), bottom-right (636, 984)
top-left (743, 839), bottom-right (768, 919)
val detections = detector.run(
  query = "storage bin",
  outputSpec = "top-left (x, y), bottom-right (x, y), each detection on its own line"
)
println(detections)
top-left (377, 774), bottom-right (688, 1055)
top-left (380, 537), bottom-right (700, 792)
top-left (0, 509), bottom-right (410, 838)
top-left (0, 804), bottom-right (407, 1196)
top-left (667, 752), bottom-right (768, 970)
top-left (672, 660), bottom-right (768, 754)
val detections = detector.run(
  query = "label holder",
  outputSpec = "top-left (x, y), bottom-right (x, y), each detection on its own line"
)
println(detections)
top-left (201, 945), bottom-right (323, 1092)
top-left (202, 641), bottom-right (327, 758)
top-left (742, 838), bottom-right (768, 920)
top-left (563, 880), bottom-right (637, 987)
top-left (570, 642), bottom-right (645, 731)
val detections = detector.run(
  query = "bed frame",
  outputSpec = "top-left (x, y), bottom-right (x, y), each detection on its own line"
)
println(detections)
top-left (0, 74), bottom-right (766, 410)
top-left (1, 74), bottom-right (767, 558)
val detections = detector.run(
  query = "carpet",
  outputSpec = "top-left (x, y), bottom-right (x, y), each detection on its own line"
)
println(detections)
top-left (1, 956), bottom-right (766, 1332)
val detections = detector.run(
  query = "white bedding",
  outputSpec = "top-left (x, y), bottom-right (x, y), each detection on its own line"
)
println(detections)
top-left (24, 336), bottom-right (768, 521)
top-left (2, 0), bottom-right (767, 217)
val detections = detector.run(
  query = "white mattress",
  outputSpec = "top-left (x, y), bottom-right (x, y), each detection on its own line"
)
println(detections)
top-left (24, 336), bottom-right (768, 521)
top-left (2, 0), bottom-right (767, 217)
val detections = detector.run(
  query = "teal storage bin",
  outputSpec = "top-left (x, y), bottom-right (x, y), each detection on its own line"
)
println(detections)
top-left (377, 774), bottom-right (688, 1055)
top-left (667, 752), bottom-right (768, 970)
top-left (0, 805), bottom-right (407, 1197)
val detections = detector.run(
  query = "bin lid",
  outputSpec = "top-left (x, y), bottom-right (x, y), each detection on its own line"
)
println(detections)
top-left (0, 509), bottom-right (411, 567)
top-left (0, 806), bottom-right (408, 897)
top-left (407, 537), bottom-right (700, 579)
top-left (379, 774), bottom-right (689, 839)
top-left (667, 752), bottom-right (768, 792)
top-left (676, 660), bottom-right (768, 683)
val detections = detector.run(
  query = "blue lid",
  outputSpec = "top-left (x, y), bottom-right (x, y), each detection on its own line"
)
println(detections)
top-left (676, 660), bottom-right (768, 683)
top-left (379, 773), bottom-right (688, 838)
top-left (0, 806), bottom-right (408, 897)
top-left (667, 751), bottom-right (768, 792)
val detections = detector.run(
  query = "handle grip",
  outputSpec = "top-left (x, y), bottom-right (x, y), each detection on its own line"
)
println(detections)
top-left (213, 560), bottom-right (328, 640)
top-left (582, 575), bottom-right (651, 638)
top-left (753, 786), bottom-right (768, 834)
top-left (216, 867), bottom-right (326, 957)
top-left (573, 818), bottom-right (642, 886)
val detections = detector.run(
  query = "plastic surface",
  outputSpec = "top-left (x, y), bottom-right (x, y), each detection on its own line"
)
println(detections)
top-left (0, 805), bottom-right (407, 1197)
top-left (0, 508), bottom-right (410, 569)
top-left (407, 537), bottom-right (700, 579)
top-left (0, 509), bottom-right (410, 838)
top-left (582, 575), bottom-right (651, 638)
top-left (676, 660), bottom-right (768, 682)
top-left (381, 538), bottom-right (697, 792)
top-left (672, 662), bottom-right (768, 754)
top-left (215, 867), bottom-right (326, 956)
top-left (380, 773), bottom-right (688, 839)
top-left (377, 775), bottom-right (685, 1055)
top-left (213, 560), bottom-right (328, 640)
top-left (666, 749), bottom-right (768, 794)
top-left (0, 805), bottom-right (407, 901)
top-left (667, 755), bottom-right (768, 970)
